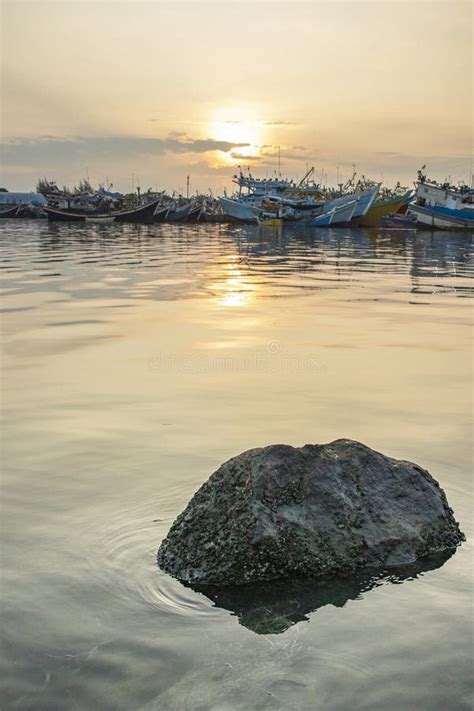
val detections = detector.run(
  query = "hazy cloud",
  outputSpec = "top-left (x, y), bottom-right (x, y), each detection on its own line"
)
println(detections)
top-left (0, 134), bottom-right (251, 167)
top-left (166, 137), bottom-right (250, 154)
top-left (230, 153), bottom-right (262, 161)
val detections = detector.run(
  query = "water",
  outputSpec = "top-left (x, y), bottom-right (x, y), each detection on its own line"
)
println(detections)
top-left (1, 221), bottom-right (472, 710)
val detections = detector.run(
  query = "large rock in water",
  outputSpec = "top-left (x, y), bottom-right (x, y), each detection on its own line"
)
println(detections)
top-left (157, 440), bottom-right (464, 585)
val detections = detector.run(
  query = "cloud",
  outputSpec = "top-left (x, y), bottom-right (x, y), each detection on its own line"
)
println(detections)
top-left (165, 136), bottom-right (250, 154)
top-left (259, 146), bottom-right (317, 162)
top-left (230, 152), bottom-right (262, 161)
top-left (0, 134), bottom-right (251, 166)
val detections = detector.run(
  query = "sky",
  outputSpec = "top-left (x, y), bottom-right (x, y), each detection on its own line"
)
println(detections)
top-left (1, 0), bottom-right (472, 194)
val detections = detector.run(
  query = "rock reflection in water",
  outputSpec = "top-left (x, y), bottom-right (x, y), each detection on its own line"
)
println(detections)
top-left (189, 550), bottom-right (456, 634)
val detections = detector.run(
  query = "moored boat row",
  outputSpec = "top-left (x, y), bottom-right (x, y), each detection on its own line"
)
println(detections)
top-left (1, 167), bottom-right (472, 230)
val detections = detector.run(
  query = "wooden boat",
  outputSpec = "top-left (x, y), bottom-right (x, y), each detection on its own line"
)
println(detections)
top-left (42, 198), bottom-right (161, 223)
top-left (185, 204), bottom-right (204, 223)
top-left (316, 185), bottom-right (380, 224)
top-left (328, 199), bottom-right (358, 225)
top-left (166, 201), bottom-right (195, 222)
top-left (0, 204), bottom-right (19, 218)
top-left (293, 200), bottom-right (358, 227)
top-left (153, 206), bottom-right (169, 223)
top-left (346, 185), bottom-right (380, 223)
top-left (360, 191), bottom-right (413, 227)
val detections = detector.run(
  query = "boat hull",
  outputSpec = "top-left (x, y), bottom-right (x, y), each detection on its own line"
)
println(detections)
top-left (381, 214), bottom-right (417, 229)
top-left (293, 199), bottom-right (358, 227)
top-left (113, 198), bottom-right (161, 223)
top-left (360, 191), bottom-right (413, 227)
top-left (408, 204), bottom-right (474, 230)
top-left (43, 206), bottom-right (85, 221)
top-left (322, 186), bottom-right (380, 223)
top-left (43, 198), bottom-right (161, 224)
top-left (218, 197), bottom-right (260, 223)
top-left (153, 207), bottom-right (170, 223)
top-left (330, 199), bottom-right (358, 225)
top-left (0, 205), bottom-right (20, 218)
top-left (166, 202), bottom-right (196, 222)
top-left (349, 186), bottom-right (380, 222)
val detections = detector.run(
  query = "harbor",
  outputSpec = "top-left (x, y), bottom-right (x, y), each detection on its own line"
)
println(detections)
top-left (1, 167), bottom-right (473, 230)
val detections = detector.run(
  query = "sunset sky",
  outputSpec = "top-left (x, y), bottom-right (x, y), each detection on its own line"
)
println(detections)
top-left (1, 0), bottom-right (472, 194)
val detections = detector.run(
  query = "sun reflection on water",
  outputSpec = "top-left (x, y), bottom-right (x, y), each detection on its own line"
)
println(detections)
top-left (208, 264), bottom-right (256, 307)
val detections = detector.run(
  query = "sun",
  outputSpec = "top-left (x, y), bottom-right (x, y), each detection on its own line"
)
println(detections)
top-left (210, 107), bottom-right (264, 164)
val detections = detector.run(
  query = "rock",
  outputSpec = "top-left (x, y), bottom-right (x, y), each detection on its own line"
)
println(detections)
top-left (157, 439), bottom-right (464, 586)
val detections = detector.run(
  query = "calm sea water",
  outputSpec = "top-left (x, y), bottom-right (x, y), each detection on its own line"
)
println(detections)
top-left (1, 221), bottom-right (472, 711)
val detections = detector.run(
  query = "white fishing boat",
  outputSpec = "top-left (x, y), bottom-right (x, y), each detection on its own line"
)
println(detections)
top-left (233, 169), bottom-right (297, 200)
top-left (218, 197), bottom-right (261, 223)
top-left (407, 169), bottom-right (474, 230)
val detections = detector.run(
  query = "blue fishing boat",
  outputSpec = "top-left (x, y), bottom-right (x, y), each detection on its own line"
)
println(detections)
top-left (293, 200), bottom-right (358, 227)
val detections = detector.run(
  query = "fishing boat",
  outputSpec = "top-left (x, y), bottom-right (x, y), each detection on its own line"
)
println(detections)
top-left (153, 206), bottom-right (170, 223)
top-left (345, 185), bottom-right (380, 223)
top-left (166, 200), bottom-right (196, 222)
top-left (0, 204), bottom-right (20, 218)
top-left (42, 198), bottom-right (161, 223)
top-left (409, 203), bottom-right (474, 230)
top-left (185, 203), bottom-right (205, 223)
top-left (313, 186), bottom-right (379, 225)
top-left (360, 190), bottom-right (413, 227)
top-left (380, 213), bottom-right (418, 229)
top-left (329, 198), bottom-right (358, 225)
top-left (407, 170), bottom-right (474, 230)
top-left (218, 197), bottom-right (260, 223)
top-left (293, 200), bottom-right (358, 227)
top-left (233, 169), bottom-right (297, 201)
